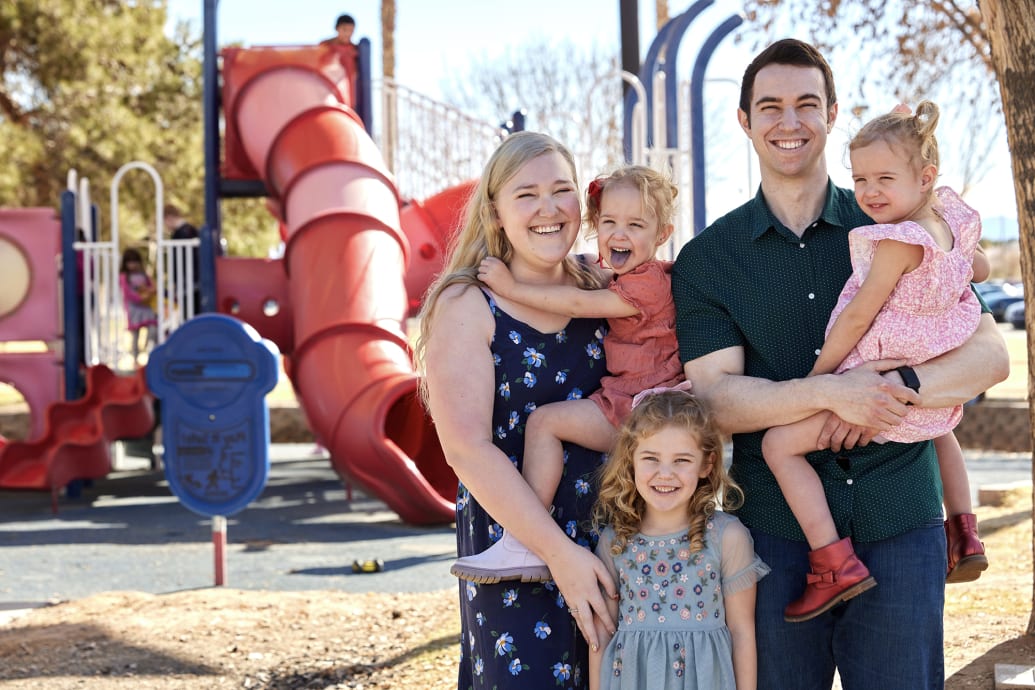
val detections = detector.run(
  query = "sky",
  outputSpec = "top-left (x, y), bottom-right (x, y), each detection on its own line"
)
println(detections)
top-left (164, 0), bottom-right (1019, 237)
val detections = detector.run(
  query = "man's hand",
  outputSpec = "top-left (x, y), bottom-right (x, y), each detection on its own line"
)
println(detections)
top-left (814, 360), bottom-right (916, 450)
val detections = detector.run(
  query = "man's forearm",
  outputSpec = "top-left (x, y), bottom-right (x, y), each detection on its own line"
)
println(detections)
top-left (692, 372), bottom-right (832, 436)
top-left (913, 315), bottom-right (1008, 408)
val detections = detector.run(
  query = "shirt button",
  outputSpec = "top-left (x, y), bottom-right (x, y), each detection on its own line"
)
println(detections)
top-left (799, 242), bottom-right (806, 249)
top-left (847, 479), bottom-right (854, 485)
top-left (808, 293), bottom-right (815, 299)
top-left (812, 222), bottom-right (818, 228)
top-left (815, 348), bottom-right (821, 356)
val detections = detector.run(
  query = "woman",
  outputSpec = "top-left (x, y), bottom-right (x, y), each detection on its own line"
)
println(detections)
top-left (415, 132), bottom-right (617, 688)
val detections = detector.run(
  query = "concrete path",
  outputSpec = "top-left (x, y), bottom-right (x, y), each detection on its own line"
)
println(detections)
top-left (0, 444), bottom-right (1030, 619)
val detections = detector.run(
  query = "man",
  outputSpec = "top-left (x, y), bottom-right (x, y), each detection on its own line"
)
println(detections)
top-left (162, 204), bottom-right (200, 319)
top-left (671, 39), bottom-right (1008, 688)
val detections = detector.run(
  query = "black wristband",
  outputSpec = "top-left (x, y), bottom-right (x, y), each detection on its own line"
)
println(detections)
top-left (895, 365), bottom-right (920, 405)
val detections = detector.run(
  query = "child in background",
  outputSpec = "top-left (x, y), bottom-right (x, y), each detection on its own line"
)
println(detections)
top-left (762, 100), bottom-right (989, 623)
top-left (590, 389), bottom-right (768, 690)
top-left (450, 165), bottom-right (685, 583)
top-left (119, 248), bottom-right (158, 363)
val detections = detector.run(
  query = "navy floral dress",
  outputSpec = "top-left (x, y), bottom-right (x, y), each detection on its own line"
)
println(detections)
top-left (456, 291), bottom-right (608, 689)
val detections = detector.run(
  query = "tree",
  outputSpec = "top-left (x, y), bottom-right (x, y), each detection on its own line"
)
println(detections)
top-left (442, 39), bottom-right (625, 186)
top-left (381, 0), bottom-right (395, 81)
top-left (978, 0), bottom-right (1035, 636)
top-left (0, 1), bottom-right (276, 257)
top-left (0, 2), bottom-right (197, 240)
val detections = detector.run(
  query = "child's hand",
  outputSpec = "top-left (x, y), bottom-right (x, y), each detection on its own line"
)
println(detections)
top-left (477, 257), bottom-right (515, 296)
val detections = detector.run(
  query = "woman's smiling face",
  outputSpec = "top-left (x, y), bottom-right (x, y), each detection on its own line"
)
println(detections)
top-left (494, 151), bottom-right (581, 273)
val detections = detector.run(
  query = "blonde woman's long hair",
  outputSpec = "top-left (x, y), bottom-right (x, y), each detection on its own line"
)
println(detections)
top-left (413, 132), bottom-right (595, 405)
top-left (593, 390), bottom-right (743, 555)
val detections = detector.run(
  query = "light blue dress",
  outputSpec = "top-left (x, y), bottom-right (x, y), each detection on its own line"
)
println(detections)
top-left (595, 511), bottom-right (769, 689)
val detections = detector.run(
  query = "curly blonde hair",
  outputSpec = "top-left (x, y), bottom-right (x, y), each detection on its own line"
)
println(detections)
top-left (582, 165), bottom-right (678, 241)
top-left (593, 390), bottom-right (742, 555)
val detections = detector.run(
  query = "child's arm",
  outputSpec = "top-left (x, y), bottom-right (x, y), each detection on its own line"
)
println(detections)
top-left (971, 243), bottom-right (990, 283)
top-left (726, 584), bottom-right (758, 690)
top-left (478, 256), bottom-right (639, 319)
top-left (810, 239), bottom-right (923, 376)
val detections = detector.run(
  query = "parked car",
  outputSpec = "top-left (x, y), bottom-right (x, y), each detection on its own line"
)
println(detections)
top-left (1005, 300), bottom-right (1025, 330)
top-left (971, 281), bottom-right (1023, 322)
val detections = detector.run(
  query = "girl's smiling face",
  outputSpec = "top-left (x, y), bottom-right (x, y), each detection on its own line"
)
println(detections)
top-left (633, 424), bottom-right (713, 534)
top-left (595, 182), bottom-right (672, 275)
top-left (850, 139), bottom-right (935, 225)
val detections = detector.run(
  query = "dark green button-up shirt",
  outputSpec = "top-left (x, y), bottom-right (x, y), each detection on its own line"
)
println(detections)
top-left (672, 181), bottom-right (944, 543)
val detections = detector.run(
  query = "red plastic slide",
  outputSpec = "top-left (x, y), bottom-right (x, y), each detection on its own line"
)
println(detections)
top-left (221, 46), bottom-right (458, 525)
top-left (0, 365), bottom-right (155, 510)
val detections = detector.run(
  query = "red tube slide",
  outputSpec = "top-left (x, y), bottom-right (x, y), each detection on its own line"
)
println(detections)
top-left (221, 46), bottom-right (456, 525)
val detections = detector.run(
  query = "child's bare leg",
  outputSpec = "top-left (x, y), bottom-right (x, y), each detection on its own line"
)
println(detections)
top-left (768, 412), bottom-right (877, 622)
top-left (761, 412), bottom-right (839, 550)
top-left (523, 399), bottom-right (616, 508)
top-left (131, 329), bottom-right (141, 362)
top-left (450, 399), bottom-right (616, 584)
top-left (935, 432), bottom-right (972, 516)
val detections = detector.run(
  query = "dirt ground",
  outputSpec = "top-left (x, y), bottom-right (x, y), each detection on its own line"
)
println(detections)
top-left (1, 489), bottom-right (1032, 689)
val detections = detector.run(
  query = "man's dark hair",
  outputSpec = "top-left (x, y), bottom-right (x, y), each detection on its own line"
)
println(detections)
top-left (335, 13), bottom-right (355, 28)
top-left (739, 38), bottom-right (837, 125)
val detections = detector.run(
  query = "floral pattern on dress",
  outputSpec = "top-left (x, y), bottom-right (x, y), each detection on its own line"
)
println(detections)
top-left (456, 291), bottom-right (608, 690)
top-left (596, 512), bottom-right (769, 689)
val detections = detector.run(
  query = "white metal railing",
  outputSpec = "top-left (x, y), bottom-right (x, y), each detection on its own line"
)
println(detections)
top-left (377, 79), bottom-right (505, 201)
top-left (71, 162), bottom-right (198, 372)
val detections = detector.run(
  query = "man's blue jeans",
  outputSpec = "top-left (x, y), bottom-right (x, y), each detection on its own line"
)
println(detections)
top-left (751, 519), bottom-right (945, 689)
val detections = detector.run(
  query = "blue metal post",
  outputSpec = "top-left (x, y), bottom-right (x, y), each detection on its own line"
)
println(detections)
top-left (60, 190), bottom-right (82, 400)
top-left (356, 38), bottom-right (373, 135)
top-left (200, 0), bottom-right (220, 314)
top-left (659, 0), bottom-right (713, 148)
top-left (689, 14), bottom-right (743, 233)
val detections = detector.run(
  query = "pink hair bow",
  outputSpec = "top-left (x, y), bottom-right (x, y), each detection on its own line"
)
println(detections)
top-left (631, 380), bottom-right (694, 409)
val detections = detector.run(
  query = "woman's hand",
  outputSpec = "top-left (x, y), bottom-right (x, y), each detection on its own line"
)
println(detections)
top-left (547, 542), bottom-right (617, 652)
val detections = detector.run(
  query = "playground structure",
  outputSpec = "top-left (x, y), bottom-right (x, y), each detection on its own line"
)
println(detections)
top-left (0, 1), bottom-right (742, 525)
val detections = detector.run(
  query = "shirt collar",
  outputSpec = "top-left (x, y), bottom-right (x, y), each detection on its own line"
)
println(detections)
top-left (748, 179), bottom-right (852, 240)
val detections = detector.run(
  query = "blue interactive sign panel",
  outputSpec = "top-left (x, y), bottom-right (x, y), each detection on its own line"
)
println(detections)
top-left (146, 314), bottom-right (280, 517)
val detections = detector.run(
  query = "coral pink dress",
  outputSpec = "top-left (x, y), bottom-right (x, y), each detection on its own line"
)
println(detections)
top-left (589, 260), bottom-right (684, 427)
top-left (829, 187), bottom-right (982, 442)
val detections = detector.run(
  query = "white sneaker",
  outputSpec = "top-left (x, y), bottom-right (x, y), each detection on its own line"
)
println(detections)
top-left (450, 531), bottom-right (552, 584)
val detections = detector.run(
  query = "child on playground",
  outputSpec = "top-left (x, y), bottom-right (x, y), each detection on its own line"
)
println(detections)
top-left (589, 388), bottom-right (769, 690)
top-left (450, 164), bottom-right (685, 583)
top-left (761, 100), bottom-right (989, 623)
top-left (119, 247), bottom-right (158, 363)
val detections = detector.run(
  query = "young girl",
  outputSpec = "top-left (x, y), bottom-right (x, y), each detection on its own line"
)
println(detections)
top-left (590, 389), bottom-right (768, 690)
top-left (119, 248), bottom-right (158, 363)
top-left (450, 165), bottom-right (685, 583)
top-left (762, 100), bottom-right (988, 623)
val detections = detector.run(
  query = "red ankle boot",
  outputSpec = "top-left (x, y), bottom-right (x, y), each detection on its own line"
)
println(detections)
top-left (945, 513), bottom-right (988, 583)
top-left (784, 537), bottom-right (877, 623)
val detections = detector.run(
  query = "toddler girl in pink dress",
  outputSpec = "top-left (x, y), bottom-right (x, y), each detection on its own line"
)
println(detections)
top-left (762, 100), bottom-right (989, 623)
top-left (451, 165), bottom-right (685, 584)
